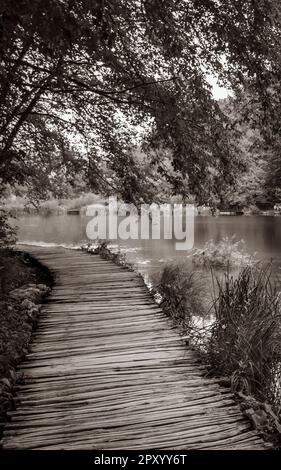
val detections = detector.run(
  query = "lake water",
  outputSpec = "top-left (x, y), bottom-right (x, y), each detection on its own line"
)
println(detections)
top-left (14, 214), bottom-right (281, 279)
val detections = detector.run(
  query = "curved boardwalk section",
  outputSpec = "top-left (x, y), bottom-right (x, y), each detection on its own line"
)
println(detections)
top-left (2, 246), bottom-right (266, 449)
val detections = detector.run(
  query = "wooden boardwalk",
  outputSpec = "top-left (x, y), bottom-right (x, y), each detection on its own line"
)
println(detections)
top-left (2, 246), bottom-right (266, 450)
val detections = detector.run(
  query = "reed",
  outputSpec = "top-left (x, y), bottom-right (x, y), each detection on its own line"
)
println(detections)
top-left (155, 260), bottom-right (281, 413)
top-left (208, 264), bottom-right (281, 408)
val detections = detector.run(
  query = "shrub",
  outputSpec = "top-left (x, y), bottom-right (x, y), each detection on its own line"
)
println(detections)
top-left (39, 199), bottom-right (63, 215)
top-left (0, 210), bottom-right (16, 248)
top-left (192, 236), bottom-right (254, 268)
top-left (245, 204), bottom-right (261, 215)
top-left (66, 193), bottom-right (102, 211)
top-left (207, 264), bottom-right (281, 408)
top-left (155, 262), bottom-right (207, 329)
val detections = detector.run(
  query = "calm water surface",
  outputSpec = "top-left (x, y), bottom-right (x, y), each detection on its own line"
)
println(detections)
top-left (14, 214), bottom-right (281, 280)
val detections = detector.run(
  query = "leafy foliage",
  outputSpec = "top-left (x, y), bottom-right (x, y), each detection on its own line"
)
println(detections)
top-left (218, 96), bottom-right (270, 208)
top-left (1, 0), bottom-right (281, 206)
top-left (0, 210), bottom-right (16, 247)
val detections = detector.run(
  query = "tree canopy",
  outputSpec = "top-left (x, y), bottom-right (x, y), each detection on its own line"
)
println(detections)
top-left (1, 0), bottom-right (281, 205)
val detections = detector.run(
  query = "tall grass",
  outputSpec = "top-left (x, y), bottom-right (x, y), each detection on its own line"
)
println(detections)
top-left (156, 260), bottom-right (281, 414)
top-left (208, 265), bottom-right (281, 408)
top-left (155, 262), bottom-right (208, 330)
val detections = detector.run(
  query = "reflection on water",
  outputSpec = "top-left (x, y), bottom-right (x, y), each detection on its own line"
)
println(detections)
top-left (14, 214), bottom-right (281, 280)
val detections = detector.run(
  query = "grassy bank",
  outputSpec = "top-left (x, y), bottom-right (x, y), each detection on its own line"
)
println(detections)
top-left (0, 249), bottom-right (52, 439)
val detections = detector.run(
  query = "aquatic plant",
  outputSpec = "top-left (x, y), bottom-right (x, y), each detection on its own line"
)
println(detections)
top-left (192, 236), bottom-right (255, 269)
top-left (207, 264), bottom-right (281, 410)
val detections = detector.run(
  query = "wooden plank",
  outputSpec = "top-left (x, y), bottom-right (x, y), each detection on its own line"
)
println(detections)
top-left (1, 245), bottom-right (267, 450)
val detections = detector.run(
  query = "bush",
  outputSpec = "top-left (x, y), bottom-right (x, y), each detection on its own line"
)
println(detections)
top-left (155, 262), bottom-right (207, 329)
top-left (192, 236), bottom-right (254, 268)
top-left (39, 199), bottom-right (63, 215)
top-left (0, 211), bottom-right (16, 248)
top-left (207, 264), bottom-right (281, 408)
top-left (66, 193), bottom-right (102, 212)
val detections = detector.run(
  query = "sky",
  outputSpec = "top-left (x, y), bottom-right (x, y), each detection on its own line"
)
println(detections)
top-left (207, 75), bottom-right (232, 100)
